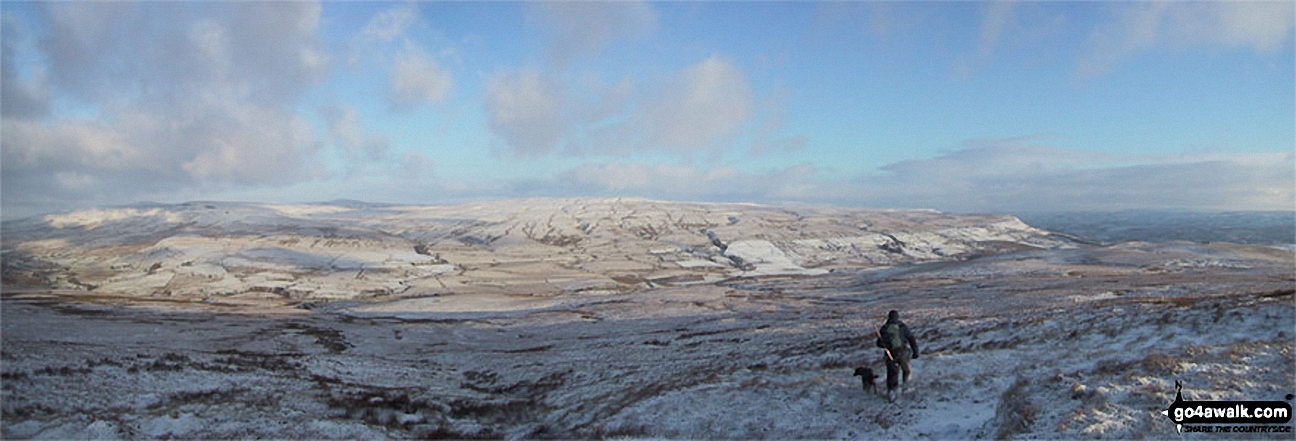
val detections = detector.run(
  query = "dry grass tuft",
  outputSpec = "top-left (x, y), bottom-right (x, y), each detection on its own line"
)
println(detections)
top-left (1140, 353), bottom-right (1181, 375)
top-left (994, 377), bottom-right (1037, 439)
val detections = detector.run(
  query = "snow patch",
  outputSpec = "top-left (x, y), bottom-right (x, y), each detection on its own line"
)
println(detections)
top-left (266, 204), bottom-right (357, 217)
top-left (44, 208), bottom-right (184, 230)
top-left (725, 240), bottom-right (827, 276)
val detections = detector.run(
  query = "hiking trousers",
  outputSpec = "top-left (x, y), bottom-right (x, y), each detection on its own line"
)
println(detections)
top-left (883, 347), bottom-right (912, 391)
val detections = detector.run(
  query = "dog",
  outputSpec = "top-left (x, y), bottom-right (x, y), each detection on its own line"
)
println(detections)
top-left (853, 366), bottom-right (879, 396)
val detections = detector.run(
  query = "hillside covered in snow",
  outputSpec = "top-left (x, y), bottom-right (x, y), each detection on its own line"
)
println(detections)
top-left (2, 198), bottom-right (1063, 304)
top-left (1, 199), bottom-right (1292, 439)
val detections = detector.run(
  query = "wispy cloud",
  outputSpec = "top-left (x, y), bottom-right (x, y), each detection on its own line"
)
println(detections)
top-left (1076, 2), bottom-right (1295, 79)
top-left (952, 1), bottom-right (1017, 78)
top-left (360, 2), bottom-right (418, 44)
top-left (750, 89), bottom-right (807, 155)
top-left (320, 104), bottom-right (390, 164)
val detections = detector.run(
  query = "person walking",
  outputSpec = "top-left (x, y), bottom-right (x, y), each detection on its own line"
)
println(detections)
top-left (876, 309), bottom-right (920, 402)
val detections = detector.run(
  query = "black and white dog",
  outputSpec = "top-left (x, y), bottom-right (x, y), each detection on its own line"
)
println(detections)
top-left (853, 366), bottom-right (879, 396)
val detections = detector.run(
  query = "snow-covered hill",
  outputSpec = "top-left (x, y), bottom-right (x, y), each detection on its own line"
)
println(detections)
top-left (2, 198), bottom-right (1064, 302)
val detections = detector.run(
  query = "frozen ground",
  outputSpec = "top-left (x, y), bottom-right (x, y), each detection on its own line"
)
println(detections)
top-left (1, 199), bottom-right (1293, 439)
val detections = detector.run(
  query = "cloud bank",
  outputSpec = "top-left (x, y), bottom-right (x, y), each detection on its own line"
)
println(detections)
top-left (853, 140), bottom-right (1294, 212)
top-left (516, 139), bottom-right (1293, 213)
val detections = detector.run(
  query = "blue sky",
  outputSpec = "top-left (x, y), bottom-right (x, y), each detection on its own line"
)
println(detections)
top-left (2, 1), bottom-right (1293, 218)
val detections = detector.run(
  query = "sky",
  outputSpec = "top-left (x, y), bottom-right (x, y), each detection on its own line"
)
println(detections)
top-left (1, 1), bottom-right (1293, 219)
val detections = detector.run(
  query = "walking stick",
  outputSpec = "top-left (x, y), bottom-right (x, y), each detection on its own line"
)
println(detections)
top-left (875, 329), bottom-right (894, 361)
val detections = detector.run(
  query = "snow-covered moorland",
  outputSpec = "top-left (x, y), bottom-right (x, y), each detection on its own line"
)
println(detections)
top-left (2, 198), bottom-right (1062, 301)
top-left (1, 199), bottom-right (1292, 439)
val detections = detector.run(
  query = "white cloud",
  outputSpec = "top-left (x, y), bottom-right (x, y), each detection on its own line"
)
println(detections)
top-left (178, 103), bottom-right (321, 184)
top-left (348, 3), bottom-right (420, 66)
top-left (362, 3), bottom-right (419, 44)
top-left (40, 2), bottom-right (328, 107)
top-left (641, 56), bottom-right (755, 153)
top-left (390, 42), bottom-right (453, 110)
top-left (320, 105), bottom-right (390, 163)
top-left (3, 98), bottom-right (326, 192)
top-left (348, 5), bottom-right (454, 112)
top-left (529, 1), bottom-right (656, 66)
top-left (1077, 2), bottom-right (1295, 79)
top-left (484, 56), bottom-right (781, 159)
top-left (1209, 2), bottom-right (1294, 52)
top-left (484, 69), bottom-right (571, 156)
top-left (855, 139), bottom-right (1294, 212)
top-left (2, 2), bottom-right (331, 215)
top-left (2, 119), bottom-right (137, 173)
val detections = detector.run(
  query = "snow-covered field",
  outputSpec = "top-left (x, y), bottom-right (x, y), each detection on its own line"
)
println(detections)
top-left (1, 199), bottom-right (1292, 439)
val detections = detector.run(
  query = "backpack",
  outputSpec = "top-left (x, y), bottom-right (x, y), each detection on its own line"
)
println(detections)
top-left (880, 323), bottom-right (905, 350)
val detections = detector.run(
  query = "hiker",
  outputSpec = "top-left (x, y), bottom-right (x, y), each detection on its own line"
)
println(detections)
top-left (876, 309), bottom-right (920, 401)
